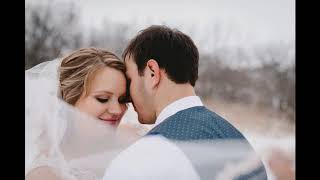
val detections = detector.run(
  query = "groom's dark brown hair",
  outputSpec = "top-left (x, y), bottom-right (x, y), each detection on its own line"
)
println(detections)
top-left (123, 25), bottom-right (199, 86)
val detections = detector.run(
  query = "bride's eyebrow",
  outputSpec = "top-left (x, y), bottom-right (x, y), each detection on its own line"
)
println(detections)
top-left (94, 91), bottom-right (126, 98)
top-left (93, 91), bottom-right (113, 95)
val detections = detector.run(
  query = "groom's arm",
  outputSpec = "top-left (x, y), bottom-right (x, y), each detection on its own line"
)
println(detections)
top-left (103, 135), bottom-right (200, 180)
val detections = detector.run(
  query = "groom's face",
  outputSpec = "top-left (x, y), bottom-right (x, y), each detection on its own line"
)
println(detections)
top-left (125, 56), bottom-right (156, 124)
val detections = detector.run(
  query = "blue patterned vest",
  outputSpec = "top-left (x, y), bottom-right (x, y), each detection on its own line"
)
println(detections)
top-left (147, 106), bottom-right (268, 180)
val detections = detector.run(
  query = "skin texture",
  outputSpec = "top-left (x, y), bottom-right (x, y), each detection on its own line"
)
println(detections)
top-left (125, 57), bottom-right (156, 124)
top-left (75, 66), bottom-right (128, 127)
top-left (268, 149), bottom-right (295, 180)
top-left (26, 167), bottom-right (62, 180)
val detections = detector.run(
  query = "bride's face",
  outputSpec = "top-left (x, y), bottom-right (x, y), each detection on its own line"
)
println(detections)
top-left (75, 66), bottom-right (128, 127)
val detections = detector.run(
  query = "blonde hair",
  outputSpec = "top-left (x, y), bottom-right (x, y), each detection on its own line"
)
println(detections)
top-left (59, 47), bottom-right (126, 105)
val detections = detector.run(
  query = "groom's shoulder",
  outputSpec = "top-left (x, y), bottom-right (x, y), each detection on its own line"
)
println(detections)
top-left (173, 106), bottom-right (227, 122)
top-left (149, 106), bottom-right (246, 140)
top-left (171, 106), bottom-right (242, 134)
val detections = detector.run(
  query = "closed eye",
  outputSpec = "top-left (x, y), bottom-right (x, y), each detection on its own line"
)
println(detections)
top-left (96, 97), bottom-right (109, 103)
top-left (127, 79), bottom-right (131, 88)
top-left (118, 95), bottom-right (132, 104)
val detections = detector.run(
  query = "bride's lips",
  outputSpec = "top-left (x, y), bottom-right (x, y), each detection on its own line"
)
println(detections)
top-left (99, 118), bottom-right (120, 126)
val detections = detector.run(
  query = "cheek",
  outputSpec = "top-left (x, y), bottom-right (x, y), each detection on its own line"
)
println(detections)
top-left (91, 104), bottom-right (108, 117)
top-left (76, 98), bottom-right (106, 118)
top-left (129, 82), bottom-right (137, 100)
top-left (130, 80), bottom-right (144, 101)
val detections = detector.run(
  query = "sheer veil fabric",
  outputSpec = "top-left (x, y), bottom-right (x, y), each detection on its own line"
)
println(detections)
top-left (25, 59), bottom-right (294, 180)
top-left (25, 59), bottom-right (142, 180)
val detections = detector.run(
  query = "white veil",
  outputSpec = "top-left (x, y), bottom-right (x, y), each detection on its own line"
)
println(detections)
top-left (25, 59), bottom-right (140, 180)
top-left (25, 59), bottom-right (295, 180)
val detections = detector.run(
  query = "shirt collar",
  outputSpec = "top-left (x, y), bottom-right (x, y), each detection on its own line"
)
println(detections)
top-left (155, 96), bottom-right (203, 126)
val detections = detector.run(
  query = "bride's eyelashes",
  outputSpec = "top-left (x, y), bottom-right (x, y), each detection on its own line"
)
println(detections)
top-left (96, 97), bottom-right (109, 103)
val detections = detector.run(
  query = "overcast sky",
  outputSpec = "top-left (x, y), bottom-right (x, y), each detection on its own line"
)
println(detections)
top-left (26, 0), bottom-right (295, 67)
top-left (26, 0), bottom-right (294, 42)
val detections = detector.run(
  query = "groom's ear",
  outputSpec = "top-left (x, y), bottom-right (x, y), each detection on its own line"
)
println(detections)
top-left (146, 59), bottom-right (160, 88)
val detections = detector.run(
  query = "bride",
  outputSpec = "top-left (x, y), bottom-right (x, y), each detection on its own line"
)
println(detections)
top-left (25, 47), bottom-right (149, 180)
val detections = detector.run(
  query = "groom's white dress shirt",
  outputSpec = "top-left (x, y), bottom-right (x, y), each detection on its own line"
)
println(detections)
top-left (103, 96), bottom-right (203, 180)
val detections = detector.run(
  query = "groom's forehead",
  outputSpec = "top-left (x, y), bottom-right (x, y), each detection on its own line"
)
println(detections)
top-left (124, 53), bottom-right (134, 62)
top-left (124, 56), bottom-right (137, 70)
top-left (124, 58), bottom-right (136, 77)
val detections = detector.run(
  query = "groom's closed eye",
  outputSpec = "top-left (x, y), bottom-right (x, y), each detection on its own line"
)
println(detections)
top-left (119, 95), bottom-right (132, 104)
top-left (126, 79), bottom-right (131, 94)
top-left (126, 79), bottom-right (131, 87)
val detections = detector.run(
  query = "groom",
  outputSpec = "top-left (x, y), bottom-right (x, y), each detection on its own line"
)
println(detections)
top-left (103, 25), bottom-right (267, 179)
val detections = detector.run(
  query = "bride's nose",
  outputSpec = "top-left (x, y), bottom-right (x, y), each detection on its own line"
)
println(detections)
top-left (107, 101), bottom-right (123, 115)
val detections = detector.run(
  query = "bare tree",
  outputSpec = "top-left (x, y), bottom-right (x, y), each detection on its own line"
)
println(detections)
top-left (196, 40), bottom-right (295, 121)
top-left (25, 2), bottom-right (83, 69)
top-left (88, 20), bottom-right (131, 57)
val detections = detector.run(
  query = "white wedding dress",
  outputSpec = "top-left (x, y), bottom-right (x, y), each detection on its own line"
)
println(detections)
top-left (25, 59), bottom-right (149, 180)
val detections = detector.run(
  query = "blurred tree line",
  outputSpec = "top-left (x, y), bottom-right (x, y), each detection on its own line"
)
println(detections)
top-left (25, 2), bottom-right (295, 121)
